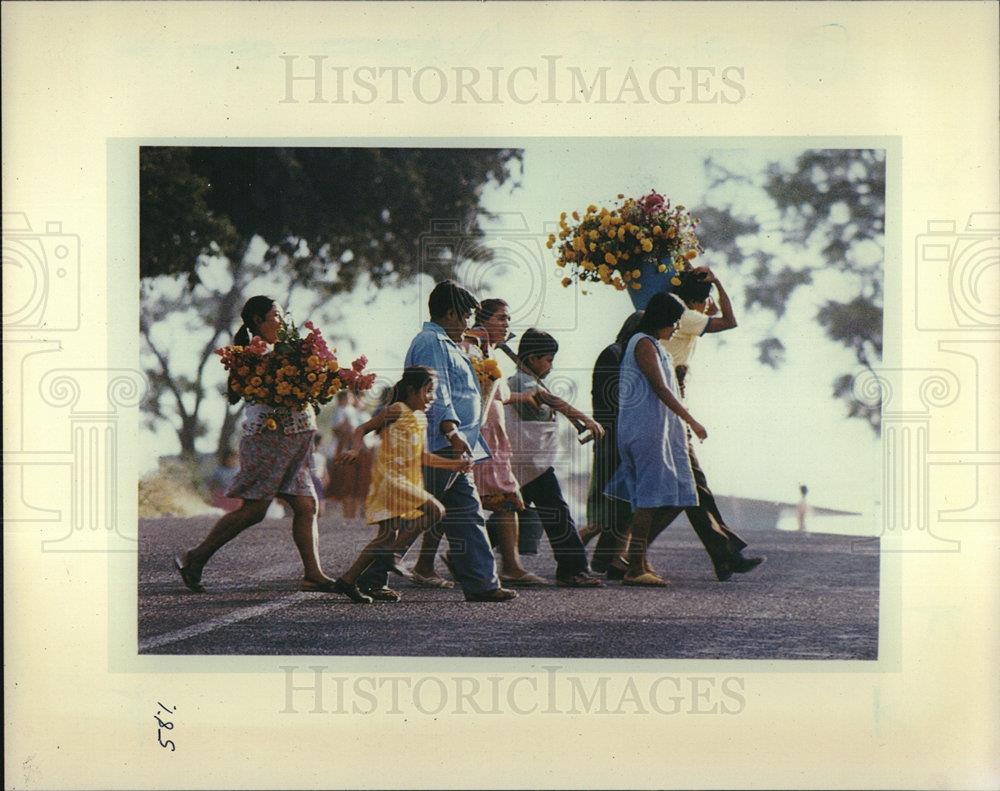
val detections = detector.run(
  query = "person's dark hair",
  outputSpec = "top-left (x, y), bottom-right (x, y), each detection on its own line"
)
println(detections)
top-left (615, 311), bottom-right (645, 348)
top-left (517, 328), bottom-right (559, 362)
top-left (636, 292), bottom-right (685, 337)
top-left (233, 295), bottom-right (276, 346)
top-left (672, 270), bottom-right (712, 305)
top-left (475, 298), bottom-right (508, 326)
top-left (428, 280), bottom-right (479, 321)
top-left (389, 366), bottom-right (436, 405)
top-left (229, 295), bottom-right (276, 404)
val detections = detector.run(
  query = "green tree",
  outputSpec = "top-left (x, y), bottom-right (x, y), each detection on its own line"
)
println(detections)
top-left (696, 149), bottom-right (885, 432)
top-left (140, 147), bottom-right (523, 458)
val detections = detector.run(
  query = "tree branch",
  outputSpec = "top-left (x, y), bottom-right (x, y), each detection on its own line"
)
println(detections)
top-left (140, 323), bottom-right (190, 421)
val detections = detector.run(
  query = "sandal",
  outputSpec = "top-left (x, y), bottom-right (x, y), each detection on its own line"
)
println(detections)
top-left (300, 578), bottom-right (341, 593)
top-left (410, 572), bottom-right (455, 589)
top-left (174, 555), bottom-right (205, 593)
top-left (557, 572), bottom-right (605, 588)
top-left (500, 572), bottom-right (549, 587)
top-left (332, 578), bottom-right (374, 604)
top-left (362, 586), bottom-right (402, 602)
top-left (622, 572), bottom-right (671, 587)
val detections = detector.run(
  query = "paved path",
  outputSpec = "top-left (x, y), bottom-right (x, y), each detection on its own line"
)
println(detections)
top-left (139, 515), bottom-right (879, 659)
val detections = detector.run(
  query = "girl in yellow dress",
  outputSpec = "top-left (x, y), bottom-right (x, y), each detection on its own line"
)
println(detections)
top-left (332, 366), bottom-right (472, 603)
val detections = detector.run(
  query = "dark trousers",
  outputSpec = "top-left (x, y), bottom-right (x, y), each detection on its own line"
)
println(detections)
top-left (520, 468), bottom-right (590, 578)
top-left (686, 444), bottom-right (747, 564)
top-left (588, 429), bottom-right (632, 571)
top-left (674, 366), bottom-right (746, 563)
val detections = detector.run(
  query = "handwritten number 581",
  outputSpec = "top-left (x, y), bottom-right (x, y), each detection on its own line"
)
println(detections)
top-left (155, 702), bottom-right (177, 752)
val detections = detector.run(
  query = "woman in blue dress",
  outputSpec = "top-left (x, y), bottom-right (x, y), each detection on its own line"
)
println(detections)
top-left (606, 292), bottom-right (708, 587)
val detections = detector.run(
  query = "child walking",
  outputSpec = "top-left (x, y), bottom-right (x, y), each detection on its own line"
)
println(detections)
top-left (605, 292), bottom-right (707, 586)
top-left (333, 366), bottom-right (472, 603)
top-left (506, 328), bottom-right (606, 587)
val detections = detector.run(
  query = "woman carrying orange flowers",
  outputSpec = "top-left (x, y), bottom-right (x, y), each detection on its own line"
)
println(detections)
top-left (175, 295), bottom-right (339, 594)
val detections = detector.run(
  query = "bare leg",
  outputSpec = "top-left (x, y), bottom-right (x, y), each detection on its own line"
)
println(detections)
top-left (607, 529), bottom-right (632, 573)
top-left (411, 526), bottom-right (445, 578)
top-left (642, 507), bottom-right (682, 576)
top-left (626, 509), bottom-right (654, 577)
top-left (578, 523), bottom-right (603, 546)
top-left (343, 496), bottom-right (359, 520)
top-left (391, 499), bottom-right (445, 553)
top-left (494, 510), bottom-right (528, 578)
top-left (340, 521), bottom-right (397, 584)
top-left (282, 494), bottom-right (334, 584)
top-left (183, 499), bottom-right (271, 573)
top-left (342, 501), bottom-right (444, 584)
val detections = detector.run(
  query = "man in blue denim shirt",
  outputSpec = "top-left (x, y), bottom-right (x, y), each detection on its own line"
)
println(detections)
top-left (358, 281), bottom-right (517, 603)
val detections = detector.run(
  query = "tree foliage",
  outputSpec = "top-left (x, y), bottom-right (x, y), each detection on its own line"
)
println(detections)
top-left (140, 147), bottom-right (522, 458)
top-left (696, 149), bottom-right (885, 432)
top-left (141, 147), bottom-right (522, 287)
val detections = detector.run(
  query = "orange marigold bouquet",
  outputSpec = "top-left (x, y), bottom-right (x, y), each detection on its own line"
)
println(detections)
top-left (469, 355), bottom-right (502, 396)
top-left (548, 190), bottom-right (703, 293)
top-left (215, 317), bottom-right (376, 412)
top-left (468, 354), bottom-right (503, 424)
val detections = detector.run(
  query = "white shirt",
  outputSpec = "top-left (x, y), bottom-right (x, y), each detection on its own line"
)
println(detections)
top-left (661, 308), bottom-right (711, 369)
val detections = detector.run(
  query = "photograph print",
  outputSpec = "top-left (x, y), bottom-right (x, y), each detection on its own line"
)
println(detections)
top-left (137, 140), bottom-right (885, 659)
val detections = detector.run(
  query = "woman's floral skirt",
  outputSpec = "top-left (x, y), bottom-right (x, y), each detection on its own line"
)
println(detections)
top-left (226, 429), bottom-right (317, 502)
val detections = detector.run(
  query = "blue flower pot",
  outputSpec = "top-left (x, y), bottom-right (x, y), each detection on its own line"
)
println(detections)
top-left (627, 255), bottom-right (674, 310)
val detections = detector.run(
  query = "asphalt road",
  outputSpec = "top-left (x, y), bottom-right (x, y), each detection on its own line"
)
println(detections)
top-left (139, 514), bottom-right (879, 659)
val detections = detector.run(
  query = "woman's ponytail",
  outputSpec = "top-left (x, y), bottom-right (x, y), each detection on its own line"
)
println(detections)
top-left (234, 295), bottom-right (276, 345)
top-left (229, 295), bottom-right (276, 405)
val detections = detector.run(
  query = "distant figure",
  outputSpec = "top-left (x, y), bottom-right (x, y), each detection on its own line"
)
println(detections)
top-left (327, 390), bottom-right (370, 520)
top-left (797, 485), bottom-right (810, 532)
top-left (311, 434), bottom-right (329, 517)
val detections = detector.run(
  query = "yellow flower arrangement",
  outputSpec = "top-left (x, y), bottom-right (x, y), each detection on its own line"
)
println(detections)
top-left (469, 355), bottom-right (502, 396)
top-left (552, 191), bottom-right (702, 293)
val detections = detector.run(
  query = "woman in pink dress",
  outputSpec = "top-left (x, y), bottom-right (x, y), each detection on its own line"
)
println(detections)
top-left (463, 299), bottom-right (546, 586)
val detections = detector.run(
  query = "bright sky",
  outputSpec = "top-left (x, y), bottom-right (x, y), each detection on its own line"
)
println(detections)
top-left (141, 140), bottom-right (882, 517)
